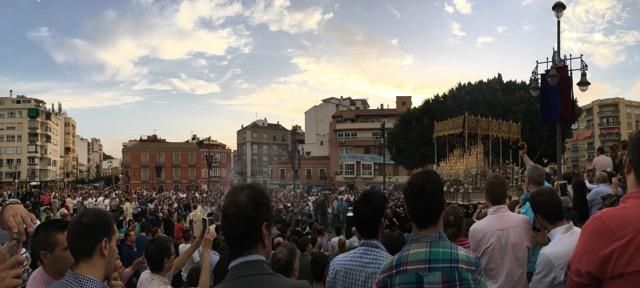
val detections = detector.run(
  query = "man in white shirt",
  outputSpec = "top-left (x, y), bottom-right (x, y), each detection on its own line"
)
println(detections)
top-left (529, 189), bottom-right (581, 288)
top-left (178, 230), bottom-right (200, 282)
top-left (592, 146), bottom-right (614, 173)
top-left (96, 195), bottom-right (105, 210)
top-left (329, 224), bottom-right (345, 257)
top-left (347, 227), bottom-right (360, 249)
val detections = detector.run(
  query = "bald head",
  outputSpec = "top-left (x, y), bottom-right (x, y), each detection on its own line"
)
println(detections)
top-left (595, 172), bottom-right (609, 184)
top-left (485, 174), bottom-right (508, 206)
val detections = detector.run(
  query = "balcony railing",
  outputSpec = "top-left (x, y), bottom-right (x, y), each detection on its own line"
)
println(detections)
top-left (598, 122), bottom-right (620, 128)
top-left (600, 133), bottom-right (621, 140)
top-left (598, 110), bottom-right (619, 116)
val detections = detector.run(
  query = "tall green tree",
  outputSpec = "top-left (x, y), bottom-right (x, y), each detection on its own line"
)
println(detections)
top-left (387, 74), bottom-right (572, 169)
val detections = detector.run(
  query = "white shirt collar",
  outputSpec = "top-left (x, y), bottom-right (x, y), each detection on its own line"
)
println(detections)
top-left (548, 222), bottom-right (575, 242)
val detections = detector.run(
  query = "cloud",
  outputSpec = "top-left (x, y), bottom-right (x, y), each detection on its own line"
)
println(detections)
top-left (0, 77), bottom-right (143, 109)
top-left (444, 2), bottom-right (455, 14)
top-left (563, 0), bottom-right (640, 68)
top-left (496, 26), bottom-right (507, 33)
top-left (475, 36), bottom-right (495, 48)
top-left (386, 5), bottom-right (401, 19)
top-left (451, 21), bottom-right (466, 37)
top-left (391, 38), bottom-right (399, 47)
top-left (246, 0), bottom-right (333, 34)
top-left (521, 0), bottom-right (533, 6)
top-left (133, 75), bottom-right (221, 95)
top-left (522, 24), bottom-right (532, 31)
top-left (28, 1), bottom-right (252, 81)
top-left (453, 0), bottom-right (472, 14)
top-left (212, 30), bottom-right (438, 117)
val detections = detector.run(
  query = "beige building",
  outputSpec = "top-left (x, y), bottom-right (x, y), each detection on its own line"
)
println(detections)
top-left (75, 135), bottom-right (89, 180)
top-left (235, 119), bottom-right (290, 185)
top-left (564, 97), bottom-right (640, 172)
top-left (0, 92), bottom-right (65, 188)
top-left (63, 116), bottom-right (77, 180)
top-left (329, 96), bottom-right (413, 189)
top-left (89, 138), bottom-right (103, 178)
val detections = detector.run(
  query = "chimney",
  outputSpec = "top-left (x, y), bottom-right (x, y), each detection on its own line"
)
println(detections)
top-left (380, 104), bottom-right (384, 109)
top-left (9, 90), bottom-right (12, 98)
top-left (58, 102), bottom-right (62, 113)
top-left (51, 103), bottom-right (55, 112)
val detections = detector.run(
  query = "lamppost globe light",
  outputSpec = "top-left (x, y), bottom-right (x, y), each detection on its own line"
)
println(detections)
top-left (529, 77), bottom-right (540, 96)
top-left (547, 65), bottom-right (560, 86)
top-left (552, 1), bottom-right (566, 19)
top-left (577, 71), bottom-right (591, 92)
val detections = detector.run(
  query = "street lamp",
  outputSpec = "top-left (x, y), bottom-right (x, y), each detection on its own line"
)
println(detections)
top-left (529, 0), bottom-right (590, 179)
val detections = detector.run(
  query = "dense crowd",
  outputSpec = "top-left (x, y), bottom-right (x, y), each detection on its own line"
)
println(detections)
top-left (0, 130), bottom-right (638, 288)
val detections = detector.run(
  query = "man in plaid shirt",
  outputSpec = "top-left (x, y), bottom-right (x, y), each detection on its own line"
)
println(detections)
top-left (376, 170), bottom-right (486, 288)
top-left (326, 190), bottom-right (392, 288)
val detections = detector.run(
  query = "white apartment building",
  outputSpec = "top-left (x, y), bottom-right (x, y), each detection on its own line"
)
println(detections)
top-left (0, 93), bottom-right (65, 187)
top-left (76, 135), bottom-right (89, 179)
top-left (303, 97), bottom-right (369, 157)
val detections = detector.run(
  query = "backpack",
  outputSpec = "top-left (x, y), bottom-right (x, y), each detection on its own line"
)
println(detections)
top-left (600, 194), bottom-right (622, 209)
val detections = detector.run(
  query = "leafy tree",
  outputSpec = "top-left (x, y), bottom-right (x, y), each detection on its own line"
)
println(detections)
top-left (387, 74), bottom-right (575, 170)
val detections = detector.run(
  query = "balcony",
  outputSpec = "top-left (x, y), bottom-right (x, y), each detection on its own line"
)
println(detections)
top-left (598, 110), bottom-right (619, 116)
top-left (599, 122), bottom-right (620, 128)
top-left (600, 133), bottom-right (621, 141)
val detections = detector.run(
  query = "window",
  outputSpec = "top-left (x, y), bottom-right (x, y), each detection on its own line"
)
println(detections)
top-left (189, 152), bottom-right (196, 165)
top-left (281, 135), bottom-right (286, 142)
top-left (0, 136), bottom-right (4, 142)
top-left (124, 152), bottom-right (130, 165)
top-left (27, 157), bottom-right (37, 165)
top-left (372, 131), bottom-right (383, 140)
top-left (337, 131), bottom-right (358, 140)
top-left (189, 167), bottom-right (196, 180)
top-left (319, 168), bottom-right (327, 180)
top-left (279, 168), bottom-right (286, 179)
top-left (305, 168), bottom-right (312, 180)
top-left (343, 163), bottom-right (356, 177)
top-left (157, 152), bottom-right (165, 164)
top-left (141, 168), bottom-right (149, 181)
top-left (142, 153), bottom-right (149, 165)
top-left (6, 135), bottom-right (15, 142)
top-left (212, 168), bottom-right (221, 177)
top-left (173, 167), bottom-right (180, 180)
top-left (361, 162), bottom-right (374, 177)
top-left (173, 152), bottom-right (180, 165)
top-left (6, 159), bottom-right (14, 167)
top-left (320, 140), bottom-right (324, 146)
top-left (339, 147), bottom-right (354, 155)
top-left (16, 135), bottom-right (21, 142)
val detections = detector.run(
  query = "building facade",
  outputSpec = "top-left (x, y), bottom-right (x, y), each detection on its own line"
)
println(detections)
top-left (75, 135), bottom-right (89, 180)
top-left (63, 116), bottom-right (77, 180)
top-left (564, 97), bottom-right (640, 172)
top-left (89, 138), bottom-right (103, 178)
top-left (270, 157), bottom-right (330, 187)
top-left (235, 119), bottom-right (290, 185)
top-left (0, 93), bottom-right (65, 188)
top-left (122, 135), bottom-right (232, 192)
top-left (303, 97), bottom-right (369, 157)
top-left (101, 158), bottom-right (122, 177)
top-left (329, 96), bottom-right (413, 189)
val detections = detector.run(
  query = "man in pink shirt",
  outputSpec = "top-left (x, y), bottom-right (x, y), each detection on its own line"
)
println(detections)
top-left (469, 174), bottom-right (532, 288)
top-left (568, 131), bottom-right (640, 287)
top-left (27, 219), bottom-right (74, 288)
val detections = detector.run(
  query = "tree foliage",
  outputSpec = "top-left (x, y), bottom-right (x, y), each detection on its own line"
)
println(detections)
top-left (387, 74), bottom-right (573, 170)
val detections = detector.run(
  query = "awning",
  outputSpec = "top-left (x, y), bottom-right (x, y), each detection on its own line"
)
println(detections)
top-left (574, 130), bottom-right (593, 141)
top-left (600, 127), bottom-right (620, 134)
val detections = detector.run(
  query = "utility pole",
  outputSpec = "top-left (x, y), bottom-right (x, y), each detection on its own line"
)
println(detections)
top-left (381, 121), bottom-right (386, 192)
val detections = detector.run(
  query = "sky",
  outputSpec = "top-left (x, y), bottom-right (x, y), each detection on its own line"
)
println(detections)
top-left (1, 0), bottom-right (639, 157)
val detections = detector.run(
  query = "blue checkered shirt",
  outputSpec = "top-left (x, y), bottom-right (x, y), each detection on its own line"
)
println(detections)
top-left (326, 239), bottom-right (392, 288)
top-left (49, 270), bottom-right (107, 288)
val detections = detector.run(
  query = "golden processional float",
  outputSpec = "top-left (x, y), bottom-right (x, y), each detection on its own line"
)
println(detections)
top-left (433, 114), bottom-right (524, 204)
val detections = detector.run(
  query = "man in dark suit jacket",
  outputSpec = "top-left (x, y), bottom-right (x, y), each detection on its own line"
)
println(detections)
top-left (216, 183), bottom-right (310, 288)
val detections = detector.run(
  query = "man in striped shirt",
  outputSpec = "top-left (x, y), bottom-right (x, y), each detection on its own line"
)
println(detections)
top-left (326, 190), bottom-right (391, 288)
top-left (377, 170), bottom-right (486, 288)
top-left (49, 208), bottom-right (123, 288)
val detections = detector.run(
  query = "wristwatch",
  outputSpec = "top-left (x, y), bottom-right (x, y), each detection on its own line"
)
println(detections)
top-left (0, 199), bottom-right (22, 210)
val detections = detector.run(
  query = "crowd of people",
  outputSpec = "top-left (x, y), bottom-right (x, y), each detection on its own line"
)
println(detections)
top-left (0, 130), bottom-right (638, 287)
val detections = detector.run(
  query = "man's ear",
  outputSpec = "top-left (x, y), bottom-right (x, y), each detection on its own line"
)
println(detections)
top-left (100, 238), bottom-right (110, 257)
